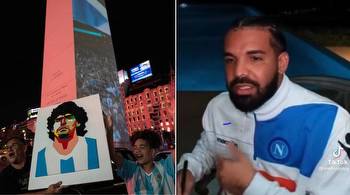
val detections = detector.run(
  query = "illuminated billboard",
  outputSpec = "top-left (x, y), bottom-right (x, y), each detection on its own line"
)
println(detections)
top-left (130, 60), bottom-right (153, 83)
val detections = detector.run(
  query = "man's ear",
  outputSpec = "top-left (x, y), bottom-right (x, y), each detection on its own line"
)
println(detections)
top-left (278, 51), bottom-right (289, 74)
top-left (76, 122), bottom-right (80, 127)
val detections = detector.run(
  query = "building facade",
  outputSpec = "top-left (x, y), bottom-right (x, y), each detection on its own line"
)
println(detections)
top-left (124, 83), bottom-right (175, 136)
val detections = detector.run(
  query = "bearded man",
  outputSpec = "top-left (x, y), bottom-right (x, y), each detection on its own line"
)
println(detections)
top-left (177, 16), bottom-right (350, 195)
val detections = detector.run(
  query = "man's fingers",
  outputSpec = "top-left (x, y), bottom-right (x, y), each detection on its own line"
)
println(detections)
top-left (176, 171), bottom-right (183, 194)
top-left (177, 170), bottom-right (194, 195)
top-left (47, 181), bottom-right (63, 193)
top-left (176, 181), bottom-right (182, 195)
top-left (177, 170), bottom-right (186, 195)
top-left (53, 181), bottom-right (62, 188)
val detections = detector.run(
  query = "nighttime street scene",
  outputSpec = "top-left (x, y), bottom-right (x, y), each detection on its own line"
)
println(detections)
top-left (0, 0), bottom-right (174, 194)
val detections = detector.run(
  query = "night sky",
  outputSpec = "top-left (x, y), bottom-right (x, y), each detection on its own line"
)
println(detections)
top-left (0, 0), bottom-right (174, 127)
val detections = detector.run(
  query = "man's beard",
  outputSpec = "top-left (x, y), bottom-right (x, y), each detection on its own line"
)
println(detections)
top-left (227, 72), bottom-right (279, 112)
top-left (57, 133), bottom-right (70, 139)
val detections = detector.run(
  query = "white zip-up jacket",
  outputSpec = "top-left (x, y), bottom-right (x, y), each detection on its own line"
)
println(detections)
top-left (178, 75), bottom-right (350, 195)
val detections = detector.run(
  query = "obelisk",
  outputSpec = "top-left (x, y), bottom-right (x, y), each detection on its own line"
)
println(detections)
top-left (41, 0), bottom-right (129, 147)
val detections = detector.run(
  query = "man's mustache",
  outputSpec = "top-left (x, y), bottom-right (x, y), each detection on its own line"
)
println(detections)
top-left (56, 127), bottom-right (69, 132)
top-left (229, 76), bottom-right (259, 89)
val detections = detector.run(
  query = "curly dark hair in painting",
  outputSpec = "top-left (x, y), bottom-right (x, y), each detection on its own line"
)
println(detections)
top-left (47, 101), bottom-right (88, 141)
top-left (130, 130), bottom-right (162, 149)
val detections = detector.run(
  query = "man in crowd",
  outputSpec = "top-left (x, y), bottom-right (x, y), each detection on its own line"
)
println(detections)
top-left (0, 135), bottom-right (62, 193)
top-left (111, 129), bottom-right (175, 194)
top-left (177, 16), bottom-right (350, 195)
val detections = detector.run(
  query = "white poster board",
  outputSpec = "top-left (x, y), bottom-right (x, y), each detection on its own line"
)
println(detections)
top-left (28, 94), bottom-right (113, 190)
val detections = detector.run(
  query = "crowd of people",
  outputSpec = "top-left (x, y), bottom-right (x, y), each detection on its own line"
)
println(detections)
top-left (0, 112), bottom-right (175, 194)
top-left (75, 26), bottom-right (130, 147)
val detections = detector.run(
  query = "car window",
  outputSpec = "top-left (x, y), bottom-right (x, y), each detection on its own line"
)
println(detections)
top-left (292, 76), bottom-right (350, 111)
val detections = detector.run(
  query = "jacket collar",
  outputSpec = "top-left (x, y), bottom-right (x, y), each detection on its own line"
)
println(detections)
top-left (254, 74), bottom-right (290, 121)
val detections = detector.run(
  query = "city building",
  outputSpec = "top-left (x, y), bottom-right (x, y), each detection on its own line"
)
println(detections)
top-left (124, 84), bottom-right (175, 134)
top-left (121, 66), bottom-right (175, 149)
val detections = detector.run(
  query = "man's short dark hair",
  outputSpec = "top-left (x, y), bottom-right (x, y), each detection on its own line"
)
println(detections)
top-left (130, 130), bottom-right (162, 149)
top-left (229, 16), bottom-right (287, 54)
top-left (47, 101), bottom-right (88, 141)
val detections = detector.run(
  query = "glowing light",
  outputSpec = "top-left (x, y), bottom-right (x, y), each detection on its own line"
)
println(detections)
top-left (179, 3), bottom-right (188, 8)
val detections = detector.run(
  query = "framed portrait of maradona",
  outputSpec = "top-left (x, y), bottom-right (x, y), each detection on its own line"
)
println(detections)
top-left (28, 94), bottom-right (113, 190)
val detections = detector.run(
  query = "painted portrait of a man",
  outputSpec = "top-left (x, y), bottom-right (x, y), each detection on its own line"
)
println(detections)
top-left (29, 94), bottom-right (113, 190)
top-left (36, 101), bottom-right (99, 177)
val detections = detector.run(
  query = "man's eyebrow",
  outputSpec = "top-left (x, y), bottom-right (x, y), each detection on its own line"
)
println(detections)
top-left (247, 50), bottom-right (266, 55)
top-left (224, 52), bottom-right (236, 58)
